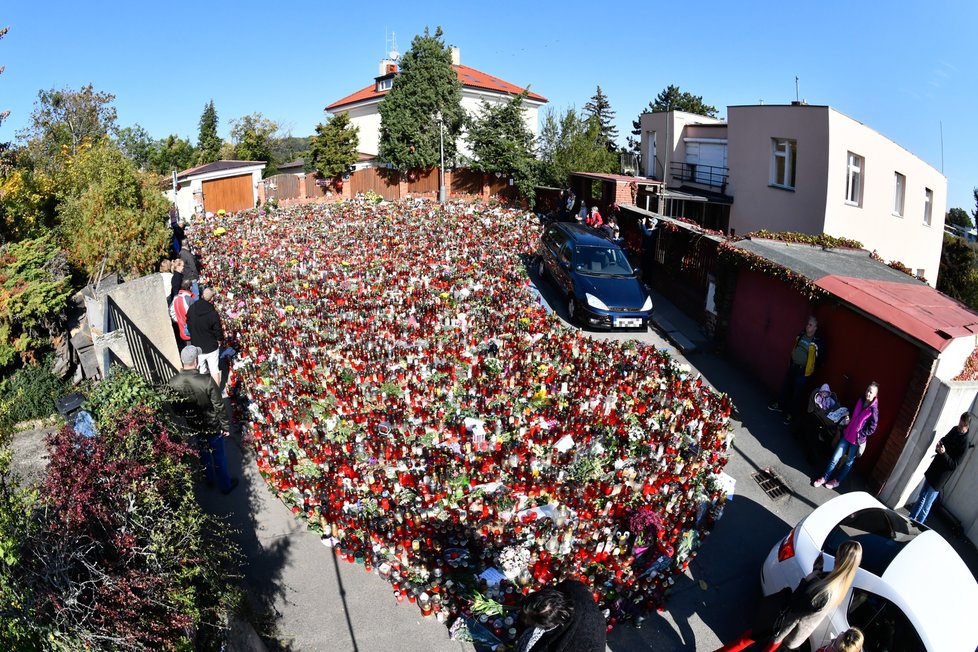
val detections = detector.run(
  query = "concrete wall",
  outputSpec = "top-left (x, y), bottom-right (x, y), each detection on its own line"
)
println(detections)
top-left (345, 102), bottom-right (383, 156)
top-left (823, 109), bottom-right (946, 286)
top-left (726, 105), bottom-right (831, 235)
top-left (100, 274), bottom-right (180, 384)
top-left (639, 111), bottom-right (726, 181)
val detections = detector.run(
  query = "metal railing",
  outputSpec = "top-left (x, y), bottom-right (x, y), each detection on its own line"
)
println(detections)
top-left (670, 162), bottom-right (728, 191)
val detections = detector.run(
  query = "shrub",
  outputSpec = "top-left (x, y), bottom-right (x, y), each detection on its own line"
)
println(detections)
top-left (0, 354), bottom-right (68, 433)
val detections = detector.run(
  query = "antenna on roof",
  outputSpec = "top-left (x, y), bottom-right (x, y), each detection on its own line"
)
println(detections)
top-left (795, 76), bottom-right (800, 103)
top-left (389, 31), bottom-right (400, 61)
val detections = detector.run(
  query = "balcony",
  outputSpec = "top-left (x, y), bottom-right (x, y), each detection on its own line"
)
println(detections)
top-left (670, 162), bottom-right (728, 192)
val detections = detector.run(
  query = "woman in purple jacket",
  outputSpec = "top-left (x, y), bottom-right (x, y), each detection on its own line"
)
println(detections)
top-left (813, 382), bottom-right (879, 489)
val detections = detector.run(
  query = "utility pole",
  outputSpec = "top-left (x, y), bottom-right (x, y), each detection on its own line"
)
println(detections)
top-left (437, 111), bottom-right (446, 204)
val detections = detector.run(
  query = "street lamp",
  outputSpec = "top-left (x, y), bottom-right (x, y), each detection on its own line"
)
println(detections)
top-left (436, 110), bottom-right (446, 204)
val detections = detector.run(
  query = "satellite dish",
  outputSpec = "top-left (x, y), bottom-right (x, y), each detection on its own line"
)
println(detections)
top-left (389, 48), bottom-right (400, 61)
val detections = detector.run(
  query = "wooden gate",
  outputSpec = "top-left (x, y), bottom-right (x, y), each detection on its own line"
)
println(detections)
top-left (350, 168), bottom-right (400, 201)
top-left (203, 174), bottom-right (254, 213)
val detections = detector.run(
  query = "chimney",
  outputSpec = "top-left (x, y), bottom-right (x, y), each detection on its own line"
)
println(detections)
top-left (450, 46), bottom-right (460, 66)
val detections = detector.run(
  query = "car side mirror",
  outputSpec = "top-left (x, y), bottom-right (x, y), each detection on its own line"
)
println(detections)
top-left (633, 267), bottom-right (642, 276)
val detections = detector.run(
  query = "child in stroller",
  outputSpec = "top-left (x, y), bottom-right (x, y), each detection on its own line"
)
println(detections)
top-left (799, 383), bottom-right (850, 462)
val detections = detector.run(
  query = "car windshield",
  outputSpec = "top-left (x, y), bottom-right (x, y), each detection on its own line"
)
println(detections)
top-left (572, 246), bottom-right (634, 276)
top-left (820, 507), bottom-right (924, 577)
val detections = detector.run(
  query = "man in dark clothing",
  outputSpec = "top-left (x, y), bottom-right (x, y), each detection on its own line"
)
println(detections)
top-left (186, 287), bottom-right (224, 387)
top-left (168, 345), bottom-right (238, 494)
top-left (178, 237), bottom-right (200, 299)
top-left (516, 579), bottom-right (606, 652)
top-left (909, 412), bottom-right (971, 523)
top-left (769, 315), bottom-right (822, 424)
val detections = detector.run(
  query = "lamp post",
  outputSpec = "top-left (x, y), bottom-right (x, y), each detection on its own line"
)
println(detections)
top-left (436, 110), bottom-right (446, 204)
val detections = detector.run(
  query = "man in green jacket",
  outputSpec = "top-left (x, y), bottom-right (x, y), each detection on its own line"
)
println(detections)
top-left (168, 345), bottom-right (238, 494)
top-left (769, 315), bottom-right (822, 424)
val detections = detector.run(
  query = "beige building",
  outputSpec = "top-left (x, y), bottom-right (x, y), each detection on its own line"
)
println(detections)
top-left (639, 104), bottom-right (946, 285)
top-left (326, 47), bottom-right (547, 161)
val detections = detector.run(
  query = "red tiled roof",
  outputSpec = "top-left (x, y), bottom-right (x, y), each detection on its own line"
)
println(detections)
top-left (815, 275), bottom-right (978, 352)
top-left (325, 64), bottom-right (546, 111)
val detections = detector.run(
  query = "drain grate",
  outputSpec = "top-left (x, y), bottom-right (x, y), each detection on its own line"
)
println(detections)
top-left (752, 468), bottom-right (792, 500)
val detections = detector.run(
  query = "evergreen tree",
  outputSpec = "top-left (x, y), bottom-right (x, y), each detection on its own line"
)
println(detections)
top-left (946, 207), bottom-right (974, 230)
top-left (377, 27), bottom-right (464, 171)
top-left (628, 85), bottom-right (719, 153)
top-left (938, 234), bottom-right (978, 309)
top-left (195, 100), bottom-right (221, 164)
top-left (468, 91), bottom-right (538, 207)
top-left (307, 113), bottom-right (359, 180)
top-left (583, 86), bottom-right (618, 151)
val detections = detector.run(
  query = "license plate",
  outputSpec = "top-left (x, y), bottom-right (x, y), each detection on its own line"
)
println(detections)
top-left (614, 317), bottom-right (643, 328)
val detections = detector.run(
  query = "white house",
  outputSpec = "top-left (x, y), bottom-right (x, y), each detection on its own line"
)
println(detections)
top-left (325, 47), bottom-right (547, 161)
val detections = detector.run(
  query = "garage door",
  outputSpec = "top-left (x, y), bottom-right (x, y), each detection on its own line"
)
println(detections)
top-left (202, 174), bottom-right (254, 213)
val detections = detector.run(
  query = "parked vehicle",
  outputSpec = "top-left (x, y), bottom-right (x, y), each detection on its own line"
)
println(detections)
top-left (537, 222), bottom-right (652, 330)
top-left (760, 491), bottom-right (978, 652)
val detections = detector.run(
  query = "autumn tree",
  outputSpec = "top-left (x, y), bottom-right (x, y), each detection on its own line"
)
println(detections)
top-left (583, 86), bottom-right (618, 151)
top-left (307, 112), bottom-right (359, 180)
top-left (195, 100), bottom-right (221, 164)
top-left (628, 85), bottom-right (719, 152)
top-left (467, 91), bottom-right (538, 206)
top-left (18, 84), bottom-right (118, 170)
top-left (378, 27), bottom-right (464, 171)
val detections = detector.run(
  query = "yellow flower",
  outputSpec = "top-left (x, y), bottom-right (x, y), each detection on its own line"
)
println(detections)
top-left (285, 305), bottom-right (295, 313)
top-left (212, 227), bottom-right (227, 236)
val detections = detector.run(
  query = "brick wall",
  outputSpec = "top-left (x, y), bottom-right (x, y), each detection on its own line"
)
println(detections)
top-left (870, 349), bottom-right (938, 493)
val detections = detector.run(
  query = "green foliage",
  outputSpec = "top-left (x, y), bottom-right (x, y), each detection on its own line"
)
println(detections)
top-left (0, 166), bottom-right (58, 242)
top-left (938, 234), bottom-right (978, 309)
top-left (537, 108), bottom-right (618, 188)
top-left (269, 134), bottom-right (311, 166)
top-left (230, 112), bottom-right (279, 169)
top-left (115, 124), bottom-right (154, 171)
top-left (0, 355), bottom-right (68, 431)
top-left (57, 140), bottom-right (170, 277)
top-left (378, 26), bottom-right (464, 171)
top-left (747, 229), bottom-right (864, 250)
top-left (583, 86), bottom-right (618, 151)
top-left (0, 448), bottom-right (41, 649)
top-left (18, 84), bottom-right (118, 169)
top-left (85, 366), bottom-right (173, 430)
top-left (195, 100), bottom-right (221, 165)
top-left (467, 91), bottom-right (538, 207)
top-left (307, 113), bottom-right (359, 179)
top-left (946, 207), bottom-right (974, 230)
top-left (147, 134), bottom-right (196, 176)
top-left (0, 234), bottom-right (71, 369)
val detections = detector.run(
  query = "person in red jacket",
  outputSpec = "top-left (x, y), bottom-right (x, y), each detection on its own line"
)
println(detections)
top-left (585, 206), bottom-right (603, 229)
top-left (170, 280), bottom-right (195, 349)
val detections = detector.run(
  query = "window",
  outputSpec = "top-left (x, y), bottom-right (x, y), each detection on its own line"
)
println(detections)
top-left (923, 188), bottom-right (933, 226)
top-left (893, 172), bottom-right (906, 216)
top-left (771, 138), bottom-right (797, 189)
top-left (376, 77), bottom-right (393, 92)
top-left (846, 152), bottom-right (863, 206)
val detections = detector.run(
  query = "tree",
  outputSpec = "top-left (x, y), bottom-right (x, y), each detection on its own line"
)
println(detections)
top-left (537, 108), bottom-right (618, 188)
top-left (195, 100), bottom-right (221, 165)
top-left (946, 207), bottom-right (974, 230)
top-left (18, 85), bottom-right (118, 169)
top-left (115, 124), bottom-right (154, 171)
top-left (230, 112), bottom-right (279, 168)
top-left (583, 86), bottom-right (618, 151)
top-left (937, 234), bottom-right (978, 309)
top-left (628, 85), bottom-right (719, 152)
top-left (378, 26), bottom-right (464, 171)
top-left (57, 141), bottom-right (170, 277)
top-left (147, 134), bottom-right (196, 176)
top-left (468, 91), bottom-right (538, 206)
top-left (307, 113), bottom-right (359, 180)
top-left (270, 134), bottom-right (312, 165)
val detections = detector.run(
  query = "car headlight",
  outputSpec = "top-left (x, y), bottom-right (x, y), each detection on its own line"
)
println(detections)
top-left (585, 293), bottom-right (609, 310)
top-left (641, 295), bottom-right (653, 311)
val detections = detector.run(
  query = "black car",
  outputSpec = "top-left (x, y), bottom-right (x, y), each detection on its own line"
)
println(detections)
top-left (537, 222), bottom-right (653, 330)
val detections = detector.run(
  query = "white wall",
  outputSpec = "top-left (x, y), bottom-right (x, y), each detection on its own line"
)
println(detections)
top-left (640, 111), bottom-right (726, 184)
top-left (344, 102), bottom-right (383, 156)
top-left (823, 109), bottom-right (946, 286)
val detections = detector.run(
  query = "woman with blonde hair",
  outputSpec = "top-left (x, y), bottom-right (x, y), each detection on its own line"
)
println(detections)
top-left (715, 540), bottom-right (863, 651)
top-left (816, 627), bottom-right (863, 652)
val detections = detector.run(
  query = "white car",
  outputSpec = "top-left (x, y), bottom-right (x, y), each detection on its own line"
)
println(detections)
top-left (760, 491), bottom-right (978, 652)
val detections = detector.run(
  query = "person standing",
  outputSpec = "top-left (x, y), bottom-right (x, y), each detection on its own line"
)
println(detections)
top-left (769, 316), bottom-right (822, 423)
top-left (515, 579), bottom-right (606, 652)
top-left (169, 279), bottom-right (195, 350)
top-left (170, 257), bottom-right (185, 304)
top-left (168, 345), bottom-right (238, 494)
top-left (814, 383), bottom-right (879, 489)
top-left (186, 287), bottom-right (224, 387)
top-left (908, 412), bottom-right (971, 523)
top-left (715, 540), bottom-right (863, 651)
top-left (179, 237), bottom-right (200, 299)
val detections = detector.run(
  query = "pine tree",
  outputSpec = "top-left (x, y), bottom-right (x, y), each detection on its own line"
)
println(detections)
top-left (307, 113), bottom-right (359, 180)
top-left (628, 85), bottom-right (719, 153)
top-left (377, 27), bottom-right (464, 171)
top-left (468, 91), bottom-right (538, 206)
top-left (583, 86), bottom-right (618, 151)
top-left (195, 100), bottom-right (221, 165)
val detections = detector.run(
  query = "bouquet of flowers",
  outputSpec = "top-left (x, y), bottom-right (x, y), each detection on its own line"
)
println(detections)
top-left (497, 545), bottom-right (531, 580)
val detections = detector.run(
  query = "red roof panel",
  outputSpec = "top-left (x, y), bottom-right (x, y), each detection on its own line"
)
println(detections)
top-left (815, 275), bottom-right (978, 352)
top-left (325, 64), bottom-right (546, 111)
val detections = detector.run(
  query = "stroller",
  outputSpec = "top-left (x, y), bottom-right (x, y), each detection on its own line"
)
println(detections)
top-left (799, 383), bottom-right (850, 463)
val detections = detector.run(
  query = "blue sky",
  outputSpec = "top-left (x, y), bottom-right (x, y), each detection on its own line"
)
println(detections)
top-left (2, 1), bottom-right (977, 211)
